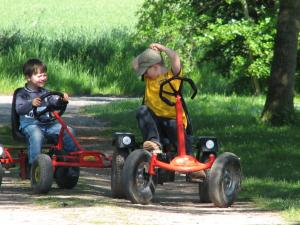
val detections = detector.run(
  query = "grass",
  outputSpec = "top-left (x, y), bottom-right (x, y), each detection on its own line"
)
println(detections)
top-left (0, 0), bottom-right (145, 96)
top-left (0, 0), bottom-right (143, 36)
top-left (83, 95), bottom-right (300, 223)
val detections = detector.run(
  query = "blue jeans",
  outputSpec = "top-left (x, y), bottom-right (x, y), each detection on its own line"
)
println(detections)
top-left (22, 122), bottom-right (77, 164)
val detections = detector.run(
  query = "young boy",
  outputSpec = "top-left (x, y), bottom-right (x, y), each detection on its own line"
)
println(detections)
top-left (15, 58), bottom-right (77, 173)
top-left (133, 43), bottom-right (205, 180)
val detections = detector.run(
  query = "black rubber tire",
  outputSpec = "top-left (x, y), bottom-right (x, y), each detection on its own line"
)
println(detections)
top-left (122, 149), bottom-right (155, 204)
top-left (111, 149), bottom-right (128, 198)
top-left (198, 170), bottom-right (211, 203)
top-left (0, 163), bottom-right (3, 187)
top-left (55, 167), bottom-right (80, 189)
top-left (31, 154), bottom-right (53, 194)
top-left (208, 152), bottom-right (242, 207)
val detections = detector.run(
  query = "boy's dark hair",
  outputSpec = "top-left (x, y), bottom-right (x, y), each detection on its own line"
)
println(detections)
top-left (23, 58), bottom-right (47, 77)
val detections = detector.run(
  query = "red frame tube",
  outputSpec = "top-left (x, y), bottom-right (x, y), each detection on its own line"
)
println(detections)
top-left (0, 111), bottom-right (111, 178)
top-left (148, 94), bottom-right (215, 175)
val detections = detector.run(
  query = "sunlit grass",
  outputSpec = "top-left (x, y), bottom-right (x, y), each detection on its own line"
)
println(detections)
top-left (0, 0), bottom-right (145, 95)
top-left (0, 0), bottom-right (143, 37)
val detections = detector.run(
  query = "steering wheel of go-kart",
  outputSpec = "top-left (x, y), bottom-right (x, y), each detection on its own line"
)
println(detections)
top-left (159, 76), bottom-right (198, 106)
top-left (33, 91), bottom-right (68, 122)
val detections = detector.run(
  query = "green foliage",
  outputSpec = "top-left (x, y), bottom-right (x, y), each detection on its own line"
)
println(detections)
top-left (84, 95), bottom-right (300, 221)
top-left (135, 0), bottom-right (299, 95)
top-left (0, 0), bottom-right (299, 96)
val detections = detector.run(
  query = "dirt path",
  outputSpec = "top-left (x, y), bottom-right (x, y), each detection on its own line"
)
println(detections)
top-left (0, 96), bottom-right (287, 225)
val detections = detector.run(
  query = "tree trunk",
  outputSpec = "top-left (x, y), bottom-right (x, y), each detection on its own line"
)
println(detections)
top-left (261, 0), bottom-right (300, 125)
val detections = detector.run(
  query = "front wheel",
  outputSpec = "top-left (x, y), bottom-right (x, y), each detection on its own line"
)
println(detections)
top-left (31, 154), bottom-right (53, 194)
top-left (122, 149), bottom-right (155, 204)
top-left (208, 152), bottom-right (242, 207)
top-left (111, 149), bottom-right (128, 198)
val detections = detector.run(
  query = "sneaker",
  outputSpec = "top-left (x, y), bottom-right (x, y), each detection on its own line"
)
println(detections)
top-left (187, 170), bottom-right (206, 183)
top-left (143, 140), bottom-right (162, 154)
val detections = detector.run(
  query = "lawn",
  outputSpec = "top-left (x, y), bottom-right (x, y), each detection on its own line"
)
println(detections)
top-left (0, 0), bottom-right (145, 95)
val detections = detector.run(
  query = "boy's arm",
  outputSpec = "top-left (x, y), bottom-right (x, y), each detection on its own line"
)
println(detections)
top-left (149, 43), bottom-right (181, 76)
top-left (15, 92), bottom-right (34, 115)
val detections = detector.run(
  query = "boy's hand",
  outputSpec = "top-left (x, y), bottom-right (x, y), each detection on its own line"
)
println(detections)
top-left (149, 43), bottom-right (166, 52)
top-left (62, 93), bottom-right (69, 102)
top-left (149, 43), bottom-right (181, 76)
top-left (32, 98), bottom-right (42, 107)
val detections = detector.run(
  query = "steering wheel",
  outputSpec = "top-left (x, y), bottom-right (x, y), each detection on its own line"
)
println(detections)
top-left (159, 76), bottom-right (198, 106)
top-left (33, 91), bottom-right (68, 122)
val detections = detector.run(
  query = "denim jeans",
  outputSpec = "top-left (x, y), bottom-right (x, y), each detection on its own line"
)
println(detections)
top-left (22, 122), bottom-right (77, 164)
top-left (136, 105), bottom-right (192, 154)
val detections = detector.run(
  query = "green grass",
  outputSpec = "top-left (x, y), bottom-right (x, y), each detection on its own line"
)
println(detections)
top-left (84, 95), bottom-right (300, 223)
top-left (0, 0), bottom-right (143, 37)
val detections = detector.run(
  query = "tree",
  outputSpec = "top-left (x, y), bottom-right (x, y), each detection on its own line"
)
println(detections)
top-left (261, 0), bottom-right (300, 125)
top-left (135, 0), bottom-right (279, 95)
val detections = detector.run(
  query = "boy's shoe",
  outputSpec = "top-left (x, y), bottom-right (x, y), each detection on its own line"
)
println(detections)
top-left (143, 140), bottom-right (162, 154)
top-left (186, 170), bottom-right (206, 183)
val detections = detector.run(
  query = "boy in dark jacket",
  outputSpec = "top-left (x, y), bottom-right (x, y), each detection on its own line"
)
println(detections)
top-left (16, 58), bottom-right (77, 172)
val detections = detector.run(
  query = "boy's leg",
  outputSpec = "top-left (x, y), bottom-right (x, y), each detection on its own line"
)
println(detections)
top-left (22, 125), bottom-right (44, 164)
top-left (159, 118), bottom-right (193, 154)
top-left (136, 105), bottom-right (161, 144)
top-left (45, 123), bottom-right (77, 153)
top-left (46, 123), bottom-right (78, 177)
top-left (136, 105), bottom-right (163, 152)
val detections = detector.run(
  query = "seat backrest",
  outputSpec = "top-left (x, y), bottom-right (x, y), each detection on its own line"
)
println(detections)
top-left (11, 88), bottom-right (26, 142)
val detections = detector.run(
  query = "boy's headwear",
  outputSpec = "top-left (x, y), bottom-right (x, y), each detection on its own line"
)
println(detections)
top-left (134, 48), bottom-right (163, 76)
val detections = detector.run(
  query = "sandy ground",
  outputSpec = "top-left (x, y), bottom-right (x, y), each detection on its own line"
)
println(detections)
top-left (0, 95), bottom-right (288, 225)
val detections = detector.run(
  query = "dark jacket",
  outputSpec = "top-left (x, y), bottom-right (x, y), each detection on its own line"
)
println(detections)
top-left (15, 84), bottom-right (58, 129)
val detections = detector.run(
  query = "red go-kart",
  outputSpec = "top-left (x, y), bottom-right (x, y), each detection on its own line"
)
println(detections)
top-left (111, 77), bottom-right (242, 207)
top-left (0, 90), bottom-right (111, 194)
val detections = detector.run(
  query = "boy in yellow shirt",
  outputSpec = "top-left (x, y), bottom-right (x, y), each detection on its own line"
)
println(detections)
top-left (133, 43), bottom-right (205, 180)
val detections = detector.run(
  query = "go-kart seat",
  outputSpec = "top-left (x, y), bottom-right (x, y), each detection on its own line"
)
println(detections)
top-left (11, 88), bottom-right (26, 142)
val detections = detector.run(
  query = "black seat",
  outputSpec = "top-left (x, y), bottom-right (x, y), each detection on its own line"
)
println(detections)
top-left (11, 88), bottom-right (26, 142)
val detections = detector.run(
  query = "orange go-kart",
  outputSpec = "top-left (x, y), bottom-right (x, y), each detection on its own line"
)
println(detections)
top-left (0, 90), bottom-right (111, 194)
top-left (111, 77), bottom-right (242, 207)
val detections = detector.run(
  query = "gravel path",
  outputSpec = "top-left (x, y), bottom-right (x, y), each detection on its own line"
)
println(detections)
top-left (0, 96), bottom-right (287, 225)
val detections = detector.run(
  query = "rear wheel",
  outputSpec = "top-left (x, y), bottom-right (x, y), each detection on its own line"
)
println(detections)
top-left (111, 149), bottom-right (128, 198)
top-left (55, 167), bottom-right (80, 189)
top-left (31, 154), bottom-right (53, 194)
top-left (0, 163), bottom-right (3, 187)
top-left (208, 152), bottom-right (242, 207)
top-left (122, 149), bottom-right (155, 204)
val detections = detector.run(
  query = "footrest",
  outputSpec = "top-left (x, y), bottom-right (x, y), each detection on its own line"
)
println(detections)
top-left (54, 150), bottom-right (111, 168)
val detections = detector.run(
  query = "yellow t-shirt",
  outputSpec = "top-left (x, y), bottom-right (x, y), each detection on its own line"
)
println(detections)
top-left (144, 70), bottom-right (187, 128)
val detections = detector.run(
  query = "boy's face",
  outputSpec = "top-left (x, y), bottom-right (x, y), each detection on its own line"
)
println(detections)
top-left (26, 68), bottom-right (48, 89)
top-left (144, 64), bottom-right (160, 80)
